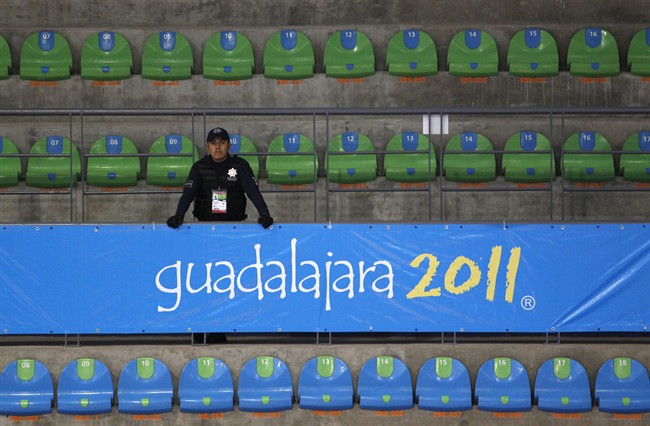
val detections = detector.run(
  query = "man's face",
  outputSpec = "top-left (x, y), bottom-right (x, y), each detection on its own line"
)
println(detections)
top-left (206, 137), bottom-right (230, 162)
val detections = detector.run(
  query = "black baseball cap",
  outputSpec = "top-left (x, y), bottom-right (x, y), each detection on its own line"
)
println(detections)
top-left (207, 127), bottom-right (230, 142)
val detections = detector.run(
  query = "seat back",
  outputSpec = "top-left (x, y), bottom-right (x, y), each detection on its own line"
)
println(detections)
top-left (384, 131), bottom-right (437, 182)
top-left (146, 134), bottom-right (198, 187)
top-left (237, 356), bottom-right (294, 412)
top-left (0, 359), bottom-right (54, 415)
top-left (415, 357), bottom-right (472, 412)
top-left (263, 29), bottom-right (315, 80)
top-left (507, 28), bottom-right (559, 77)
top-left (117, 357), bottom-right (173, 414)
top-left (595, 357), bottom-right (650, 413)
top-left (534, 358), bottom-right (592, 413)
top-left (86, 135), bottom-right (141, 187)
top-left (203, 31), bottom-right (254, 80)
top-left (444, 131), bottom-right (496, 182)
top-left (81, 31), bottom-right (133, 81)
top-left (502, 131), bottom-right (555, 183)
top-left (57, 358), bottom-right (114, 415)
top-left (620, 131), bottom-right (650, 182)
top-left (628, 28), bottom-right (650, 76)
top-left (297, 356), bottom-right (354, 410)
top-left (562, 131), bottom-right (615, 182)
top-left (326, 131), bottom-right (377, 183)
top-left (475, 357), bottom-right (532, 412)
top-left (0, 136), bottom-right (21, 187)
top-left (0, 34), bottom-right (11, 79)
top-left (323, 30), bottom-right (375, 78)
top-left (20, 31), bottom-right (73, 81)
top-left (567, 28), bottom-right (620, 77)
top-left (358, 356), bottom-right (414, 410)
top-left (386, 29), bottom-right (438, 77)
top-left (266, 132), bottom-right (318, 185)
top-left (178, 357), bottom-right (234, 413)
top-left (447, 29), bottom-right (499, 77)
top-left (141, 31), bottom-right (193, 80)
top-left (228, 134), bottom-right (260, 178)
top-left (25, 136), bottom-right (81, 188)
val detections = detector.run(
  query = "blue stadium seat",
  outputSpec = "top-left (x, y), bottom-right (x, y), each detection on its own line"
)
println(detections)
top-left (327, 131), bottom-right (377, 184)
top-left (237, 356), bottom-right (294, 412)
top-left (86, 135), bottom-right (141, 187)
top-left (141, 31), bottom-right (193, 80)
top-left (203, 31), bottom-right (254, 80)
top-left (146, 134), bottom-right (198, 187)
top-left (25, 136), bottom-right (82, 188)
top-left (567, 28), bottom-right (620, 77)
top-left (447, 29), bottom-right (499, 77)
top-left (266, 132), bottom-right (318, 185)
top-left (179, 357), bottom-right (234, 413)
top-left (57, 358), bottom-right (114, 415)
top-left (534, 358), bottom-right (592, 413)
top-left (0, 359), bottom-right (54, 415)
top-left (416, 357), bottom-right (472, 412)
top-left (357, 356), bottom-right (414, 411)
top-left (0, 136), bottom-right (21, 187)
top-left (323, 30), bottom-right (375, 78)
top-left (297, 356), bottom-right (354, 411)
top-left (117, 357), bottom-right (173, 414)
top-left (20, 31), bottom-right (72, 81)
top-left (0, 34), bottom-right (11, 79)
top-left (386, 29), bottom-right (438, 77)
top-left (595, 358), bottom-right (650, 413)
top-left (475, 357), bottom-right (532, 412)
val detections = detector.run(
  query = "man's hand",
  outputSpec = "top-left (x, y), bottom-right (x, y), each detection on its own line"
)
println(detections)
top-left (167, 214), bottom-right (184, 229)
top-left (258, 213), bottom-right (274, 229)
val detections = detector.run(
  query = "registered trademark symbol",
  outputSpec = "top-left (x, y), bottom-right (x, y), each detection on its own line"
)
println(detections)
top-left (521, 295), bottom-right (536, 310)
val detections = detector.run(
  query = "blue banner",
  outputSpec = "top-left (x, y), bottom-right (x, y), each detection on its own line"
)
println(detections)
top-left (0, 223), bottom-right (648, 334)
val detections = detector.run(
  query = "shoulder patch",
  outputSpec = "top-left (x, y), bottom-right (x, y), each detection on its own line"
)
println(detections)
top-left (183, 180), bottom-right (193, 188)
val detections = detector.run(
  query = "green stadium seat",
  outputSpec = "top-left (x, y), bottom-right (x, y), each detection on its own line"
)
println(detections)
top-left (203, 31), bottom-right (254, 81)
top-left (263, 29), bottom-right (314, 80)
top-left (502, 131), bottom-right (555, 183)
top-left (507, 28), bottom-right (559, 77)
top-left (327, 131), bottom-right (377, 183)
top-left (562, 132), bottom-right (615, 182)
top-left (81, 32), bottom-right (133, 81)
top-left (620, 131), bottom-right (650, 182)
top-left (0, 34), bottom-right (11, 79)
top-left (19, 31), bottom-right (72, 81)
top-left (323, 30), bottom-right (375, 78)
top-left (86, 135), bottom-right (141, 187)
top-left (567, 28), bottom-right (620, 77)
top-left (444, 132), bottom-right (496, 182)
top-left (146, 134), bottom-right (198, 187)
top-left (627, 28), bottom-right (650, 77)
top-left (141, 31), bottom-right (193, 81)
top-left (447, 30), bottom-right (499, 77)
top-left (25, 136), bottom-right (81, 188)
top-left (0, 136), bottom-right (21, 187)
top-left (386, 30), bottom-right (438, 77)
top-left (384, 132), bottom-right (437, 182)
top-left (266, 132), bottom-right (318, 185)
top-left (228, 134), bottom-right (259, 179)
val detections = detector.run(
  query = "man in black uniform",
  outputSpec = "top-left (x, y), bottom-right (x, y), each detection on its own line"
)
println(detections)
top-left (167, 127), bottom-right (273, 229)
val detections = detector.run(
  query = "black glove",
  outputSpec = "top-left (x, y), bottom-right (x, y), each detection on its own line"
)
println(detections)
top-left (167, 214), bottom-right (184, 229)
top-left (258, 213), bottom-right (273, 229)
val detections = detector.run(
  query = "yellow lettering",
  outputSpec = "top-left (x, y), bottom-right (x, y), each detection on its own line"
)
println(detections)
top-left (445, 256), bottom-right (481, 295)
top-left (406, 254), bottom-right (441, 298)
top-left (505, 247), bottom-right (521, 303)
top-left (485, 246), bottom-right (502, 302)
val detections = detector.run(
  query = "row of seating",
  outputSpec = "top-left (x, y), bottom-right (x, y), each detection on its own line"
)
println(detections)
top-left (1, 27), bottom-right (649, 81)
top-left (1, 131), bottom-right (648, 189)
top-left (1, 355), bottom-right (648, 416)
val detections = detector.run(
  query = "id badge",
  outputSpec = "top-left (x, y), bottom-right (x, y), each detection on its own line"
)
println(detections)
top-left (212, 190), bottom-right (227, 214)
